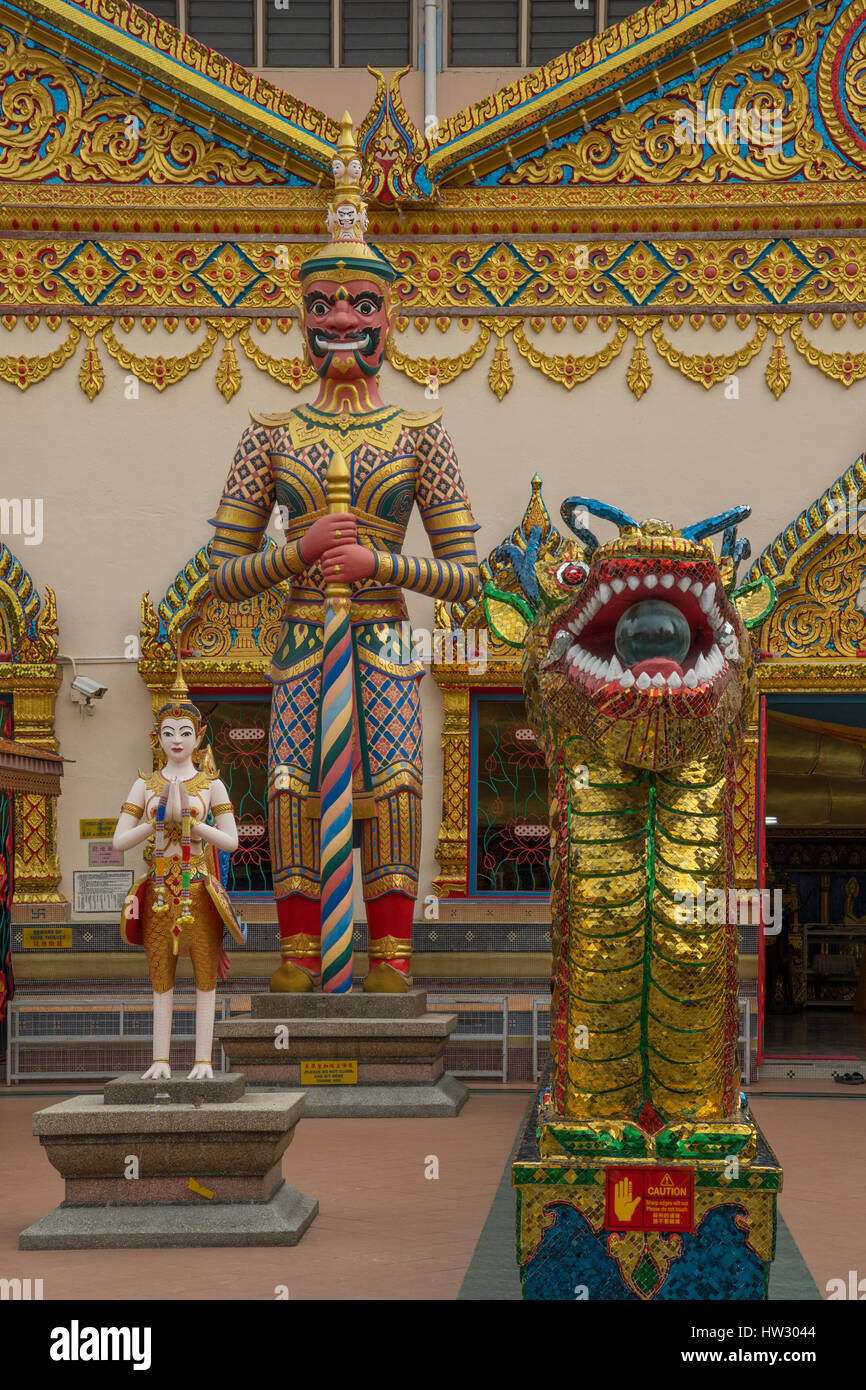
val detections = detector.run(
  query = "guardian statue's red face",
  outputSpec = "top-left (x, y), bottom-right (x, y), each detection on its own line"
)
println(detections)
top-left (303, 277), bottom-right (390, 380)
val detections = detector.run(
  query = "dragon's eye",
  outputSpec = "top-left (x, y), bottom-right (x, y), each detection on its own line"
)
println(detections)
top-left (555, 561), bottom-right (589, 588)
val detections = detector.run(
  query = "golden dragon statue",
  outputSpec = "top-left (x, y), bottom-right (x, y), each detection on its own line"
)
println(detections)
top-left (485, 497), bottom-right (775, 1164)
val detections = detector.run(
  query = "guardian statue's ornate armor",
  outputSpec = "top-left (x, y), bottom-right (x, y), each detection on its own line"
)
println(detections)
top-left (208, 115), bottom-right (480, 992)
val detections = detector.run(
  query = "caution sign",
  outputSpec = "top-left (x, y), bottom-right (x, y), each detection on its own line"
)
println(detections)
top-left (21, 927), bottom-right (73, 950)
top-left (604, 1167), bottom-right (694, 1233)
top-left (299, 1060), bottom-right (358, 1086)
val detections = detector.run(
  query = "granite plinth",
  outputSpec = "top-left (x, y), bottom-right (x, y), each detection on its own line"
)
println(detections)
top-left (19, 1181), bottom-right (318, 1250)
top-left (215, 995), bottom-right (466, 1116)
top-left (19, 1078), bottom-right (318, 1249)
top-left (293, 1074), bottom-right (468, 1118)
top-left (251, 990), bottom-right (428, 1019)
top-left (103, 1074), bottom-right (245, 1105)
top-left (32, 1092), bottom-right (305, 1178)
top-left (64, 1161), bottom-right (283, 1205)
top-left (238, 1057), bottom-right (445, 1085)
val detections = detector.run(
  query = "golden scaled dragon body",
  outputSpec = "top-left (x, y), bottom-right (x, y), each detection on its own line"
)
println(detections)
top-left (486, 498), bottom-right (774, 1162)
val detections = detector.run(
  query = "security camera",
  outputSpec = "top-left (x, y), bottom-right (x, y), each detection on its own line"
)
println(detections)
top-left (71, 675), bottom-right (108, 707)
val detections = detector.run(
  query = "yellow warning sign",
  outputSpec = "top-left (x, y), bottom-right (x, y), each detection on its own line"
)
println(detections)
top-left (80, 818), bottom-right (119, 840)
top-left (299, 1060), bottom-right (358, 1086)
top-left (22, 927), bottom-right (73, 949)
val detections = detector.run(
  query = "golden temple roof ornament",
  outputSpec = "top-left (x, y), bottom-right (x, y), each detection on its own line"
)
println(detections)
top-left (299, 111), bottom-right (398, 287)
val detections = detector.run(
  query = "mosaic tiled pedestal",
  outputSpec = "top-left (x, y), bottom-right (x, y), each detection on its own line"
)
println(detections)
top-left (19, 1074), bottom-right (318, 1249)
top-left (215, 990), bottom-right (468, 1117)
top-left (513, 1093), bottom-right (782, 1301)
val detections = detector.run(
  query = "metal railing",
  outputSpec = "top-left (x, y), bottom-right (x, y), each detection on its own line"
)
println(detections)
top-left (7, 995), bottom-right (231, 1084)
top-left (427, 994), bottom-right (509, 1081)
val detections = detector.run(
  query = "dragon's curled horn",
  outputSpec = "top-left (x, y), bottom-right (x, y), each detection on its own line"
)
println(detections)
top-left (561, 498), bottom-right (637, 550)
top-left (680, 505), bottom-right (751, 541)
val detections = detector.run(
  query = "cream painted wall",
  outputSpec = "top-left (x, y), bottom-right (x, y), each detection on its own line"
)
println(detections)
top-left (4, 316), bottom-right (864, 917)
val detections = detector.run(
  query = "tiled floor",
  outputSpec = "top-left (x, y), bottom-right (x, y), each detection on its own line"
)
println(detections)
top-left (764, 1009), bottom-right (866, 1055)
top-left (0, 1088), bottom-right (528, 1302)
top-left (0, 1084), bottom-right (861, 1300)
top-left (748, 1095), bottom-right (866, 1299)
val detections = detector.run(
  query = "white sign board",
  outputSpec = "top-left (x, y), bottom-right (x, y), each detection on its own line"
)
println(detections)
top-left (73, 869), bottom-right (134, 915)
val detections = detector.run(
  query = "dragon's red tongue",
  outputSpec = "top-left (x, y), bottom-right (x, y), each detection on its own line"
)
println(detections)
top-left (631, 658), bottom-right (682, 679)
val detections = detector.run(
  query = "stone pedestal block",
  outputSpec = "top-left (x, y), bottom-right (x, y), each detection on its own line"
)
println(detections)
top-left (19, 1075), bottom-right (318, 1250)
top-left (215, 990), bottom-right (469, 1117)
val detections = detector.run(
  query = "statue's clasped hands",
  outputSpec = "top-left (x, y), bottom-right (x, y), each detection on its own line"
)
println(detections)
top-left (299, 512), bottom-right (376, 584)
top-left (164, 776), bottom-right (190, 826)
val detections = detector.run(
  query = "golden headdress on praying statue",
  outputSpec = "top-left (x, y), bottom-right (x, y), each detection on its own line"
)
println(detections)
top-left (149, 650), bottom-right (216, 775)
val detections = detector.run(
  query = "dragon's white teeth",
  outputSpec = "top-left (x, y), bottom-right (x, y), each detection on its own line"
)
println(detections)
top-left (644, 574), bottom-right (658, 590)
top-left (598, 660), bottom-right (613, 682)
top-left (691, 581), bottom-right (704, 599)
top-left (668, 671), bottom-right (682, 689)
top-left (660, 574), bottom-right (675, 589)
top-left (678, 576), bottom-right (692, 592)
top-left (699, 587), bottom-right (714, 615)
top-left (619, 670), bottom-right (635, 688)
top-left (710, 603), bottom-right (722, 627)
top-left (695, 653), bottom-right (711, 681)
top-left (627, 577), bottom-right (640, 591)
top-left (683, 669), bottom-right (698, 688)
top-left (567, 645), bottom-right (582, 663)
top-left (598, 583), bottom-right (612, 604)
top-left (611, 578), bottom-right (626, 595)
top-left (651, 672), bottom-right (666, 687)
top-left (636, 672), bottom-right (651, 690)
top-left (710, 645), bottom-right (724, 673)
top-left (608, 655), bottom-right (625, 680)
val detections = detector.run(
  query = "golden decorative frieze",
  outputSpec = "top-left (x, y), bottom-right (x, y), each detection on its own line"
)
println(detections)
top-left (748, 452), bottom-right (866, 694)
top-left (12, 0), bottom-right (336, 179)
top-left (0, 26), bottom-right (286, 187)
top-left (5, 310), bottom-right (866, 403)
top-left (5, 236), bottom-right (866, 317)
top-left (430, 0), bottom-right (821, 180)
top-left (6, 178), bottom-right (866, 230)
top-left (0, 544), bottom-right (63, 908)
top-left (139, 544), bottom-right (290, 710)
top-left (761, 532), bottom-right (866, 661)
top-left (499, 4), bottom-right (845, 186)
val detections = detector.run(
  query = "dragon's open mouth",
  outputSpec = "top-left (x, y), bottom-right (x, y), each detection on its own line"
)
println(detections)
top-left (552, 558), bottom-right (740, 695)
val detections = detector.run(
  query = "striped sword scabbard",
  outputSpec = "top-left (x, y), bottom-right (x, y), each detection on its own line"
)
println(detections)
top-left (319, 446), bottom-right (355, 993)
